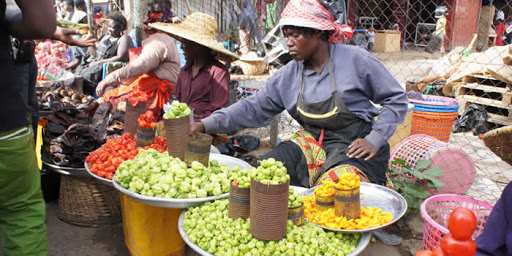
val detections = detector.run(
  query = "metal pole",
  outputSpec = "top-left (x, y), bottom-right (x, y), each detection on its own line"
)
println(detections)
top-left (402, 0), bottom-right (410, 53)
top-left (134, 0), bottom-right (146, 46)
top-left (86, 0), bottom-right (95, 37)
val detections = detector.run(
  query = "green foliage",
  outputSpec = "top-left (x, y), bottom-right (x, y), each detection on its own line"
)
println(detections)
top-left (387, 159), bottom-right (445, 211)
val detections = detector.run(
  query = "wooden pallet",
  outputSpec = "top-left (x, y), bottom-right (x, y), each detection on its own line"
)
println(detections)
top-left (455, 75), bottom-right (512, 126)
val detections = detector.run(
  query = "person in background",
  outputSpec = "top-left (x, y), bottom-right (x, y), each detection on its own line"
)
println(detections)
top-left (434, 7), bottom-right (448, 54)
top-left (66, 0), bottom-right (88, 70)
top-left (62, 0), bottom-right (74, 20)
top-left (162, 0), bottom-right (174, 23)
top-left (367, 27), bottom-right (375, 52)
top-left (76, 11), bottom-right (134, 95)
top-left (96, 26), bottom-right (181, 113)
top-left (70, 0), bottom-right (87, 23)
top-left (495, 11), bottom-right (506, 46)
top-left (151, 12), bottom-right (239, 120)
top-left (191, 0), bottom-right (407, 187)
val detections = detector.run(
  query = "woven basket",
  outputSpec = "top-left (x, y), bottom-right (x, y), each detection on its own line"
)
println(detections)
top-left (237, 60), bottom-right (266, 76)
top-left (389, 134), bottom-right (475, 195)
top-left (58, 175), bottom-right (121, 227)
top-left (483, 125), bottom-right (512, 165)
top-left (237, 52), bottom-right (266, 76)
top-left (410, 111), bottom-right (459, 142)
top-left (420, 194), bottom-right (494, 251)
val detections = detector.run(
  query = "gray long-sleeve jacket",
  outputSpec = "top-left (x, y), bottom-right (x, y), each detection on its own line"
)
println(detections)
top-left (202, 43), bottom-right (408, 150)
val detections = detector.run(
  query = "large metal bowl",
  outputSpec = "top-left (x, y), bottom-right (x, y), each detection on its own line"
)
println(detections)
top-left (84, 161), bottom-right (113, 187)
top-left (84, 146), bottom-right (223, 188)
top-left (112, 154), bottom-right (253, 208)
top-left (302, 182), bottom-right (407, 233)
top-left (43, 160), bottom-right (88, 177)
top-left (178, 209), bottom-right (371, 256)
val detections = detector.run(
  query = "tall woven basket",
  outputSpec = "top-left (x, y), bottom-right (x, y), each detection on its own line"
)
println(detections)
top-left (58, 175), bottom-right (121, 227)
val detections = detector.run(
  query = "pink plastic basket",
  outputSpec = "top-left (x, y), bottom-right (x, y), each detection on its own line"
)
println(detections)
top-left (420, 194), bottom-right (494, 250)
top-left (389, 134), bottom-right (476, 195)
top-left (409, 95), bottom-right (459, 107)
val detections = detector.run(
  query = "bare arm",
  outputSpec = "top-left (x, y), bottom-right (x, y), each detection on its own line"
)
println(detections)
top-left (52, 28), bottom-right (96, 47)
top-left (6, 0), bottom-right (57, 39)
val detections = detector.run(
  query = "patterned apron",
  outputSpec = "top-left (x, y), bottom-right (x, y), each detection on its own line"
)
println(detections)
top-left (290, 54), bottom-right (388, 187)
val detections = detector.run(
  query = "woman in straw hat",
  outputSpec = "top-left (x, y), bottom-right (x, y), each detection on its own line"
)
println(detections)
top-left (191, 0), bottom-right (407, 187)
top-left (95, 19), bottom-right (181, 114)
top-left (149, 12), bottom-right (239, 120)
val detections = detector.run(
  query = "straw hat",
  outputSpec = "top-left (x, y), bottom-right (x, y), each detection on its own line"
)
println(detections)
top-left (149, 12), bottom-right (239, 62)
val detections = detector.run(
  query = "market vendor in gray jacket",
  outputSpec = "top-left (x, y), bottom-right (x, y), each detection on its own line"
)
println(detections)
top-left (192, 0), bottom-right (408, 187)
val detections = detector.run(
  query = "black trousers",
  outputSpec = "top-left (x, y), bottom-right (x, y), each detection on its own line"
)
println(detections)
top-left (261, 140), bottom-right (389, 188)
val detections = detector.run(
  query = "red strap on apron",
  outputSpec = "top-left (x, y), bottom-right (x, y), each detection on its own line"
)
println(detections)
top-left (318, 128), bottom-right (325, 145)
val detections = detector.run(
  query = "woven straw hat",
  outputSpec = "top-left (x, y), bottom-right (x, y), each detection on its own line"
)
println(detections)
top-left (149, 12), bottom-right (239, 62)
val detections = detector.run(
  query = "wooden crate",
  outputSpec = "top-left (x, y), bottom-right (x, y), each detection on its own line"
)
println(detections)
top-left (455, 76), bottom-right (512, 125)
top-left (374, 30), bottom-right (401, 53)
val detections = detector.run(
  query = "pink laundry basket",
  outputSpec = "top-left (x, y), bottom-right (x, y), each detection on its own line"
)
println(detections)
top-left (389, 134), bottom-right (476, 195)
top-left (420, 194), bottom-right (494, 251)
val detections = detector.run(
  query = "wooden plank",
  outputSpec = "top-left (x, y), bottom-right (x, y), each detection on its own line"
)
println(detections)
top-left (456, 95), bottom-right (512, 109)
top-left (459, 83), bottom-right (510, 94)
top-left (454, 85), bottom-right (467, 97)
top-left (488, 113), bottom-right (512, 126)
top-left (504, 93), bottom-right (512, 106)
top-left (465, 74), bottom-right (510, 88)
top-left (476, 6), bottom-right (495, 50)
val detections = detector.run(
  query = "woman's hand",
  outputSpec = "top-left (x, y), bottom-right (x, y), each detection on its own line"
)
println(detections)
top-left (347, 138), bottom-right (378, 161)
top-left (96, 80), bottom-right (110, 97)
top-left (191, 122), bottom-right (205, 133)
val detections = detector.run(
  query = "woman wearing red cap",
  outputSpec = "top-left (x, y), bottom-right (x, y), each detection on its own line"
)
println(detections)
top-left (193, 0), bottom-right (407, 187)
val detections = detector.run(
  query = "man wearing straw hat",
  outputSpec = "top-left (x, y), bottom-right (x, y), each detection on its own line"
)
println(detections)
top-left (149, 13), bottom-right (240, 121)
top-left (191, 0), bottom-right (407, 188)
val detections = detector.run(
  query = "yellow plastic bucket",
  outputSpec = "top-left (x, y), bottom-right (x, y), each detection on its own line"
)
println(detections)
top-left (120, 194), bottom-right (185, 256)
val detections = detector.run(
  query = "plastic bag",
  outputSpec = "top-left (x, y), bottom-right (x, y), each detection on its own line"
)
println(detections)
top-left (453, 104), bottom-right (489, 135)
top-left (227, 135), bottom-right (260, 153)
top-left (219, 135), bottom-right (261, 156)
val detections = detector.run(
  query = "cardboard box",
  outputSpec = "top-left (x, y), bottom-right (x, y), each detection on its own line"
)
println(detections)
top-left (374, 30), bottom-right (401, 53)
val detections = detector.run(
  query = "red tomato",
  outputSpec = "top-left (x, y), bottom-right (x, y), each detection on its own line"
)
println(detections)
top-left (432, 246), bottom-right (445, 256)
top-left (448, 207), bottom-right (477, 240)
top-left (440, 234), bottom-right (476, 256)
top-left (415, 250), bottom-right (434, 256)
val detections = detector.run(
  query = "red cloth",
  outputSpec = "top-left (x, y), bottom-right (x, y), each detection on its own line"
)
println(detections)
top-left (496, 23), bottom-right (506, 46)
top-left (279, 0), bottom-right (344, 43)
top-left (103, 72), bottom-right (174, 113)
top-left (174, 60), bottom-right (230, 121)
